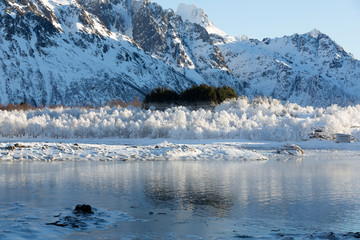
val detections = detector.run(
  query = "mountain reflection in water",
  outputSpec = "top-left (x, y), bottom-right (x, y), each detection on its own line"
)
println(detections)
top-left (145, 173), bottom-right (234, 218)
top-left (1, 155), bottom-right (360, 239)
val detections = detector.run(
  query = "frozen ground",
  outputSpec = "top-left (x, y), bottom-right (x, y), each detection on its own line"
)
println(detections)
top-left (1, 137), bottom-right (360, 162)
top-left (0, 138), bottom-right (268, 162)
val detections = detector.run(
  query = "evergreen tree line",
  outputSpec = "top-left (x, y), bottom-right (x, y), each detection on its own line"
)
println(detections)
top-left (144, 84), bottom-right (238, 106)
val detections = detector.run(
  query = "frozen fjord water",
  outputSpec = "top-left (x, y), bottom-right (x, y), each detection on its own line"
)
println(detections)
top-left (1, 153), bottom-right (360, 239)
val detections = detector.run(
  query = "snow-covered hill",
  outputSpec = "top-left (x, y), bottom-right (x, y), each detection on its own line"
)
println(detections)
top-left (0, 0), bottom-right (359, 107)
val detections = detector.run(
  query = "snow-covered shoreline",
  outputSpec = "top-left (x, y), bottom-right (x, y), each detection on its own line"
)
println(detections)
top-left (0, 139), bottom-right (268, 162)
top-left (1, 137), bottom-right (359, 162)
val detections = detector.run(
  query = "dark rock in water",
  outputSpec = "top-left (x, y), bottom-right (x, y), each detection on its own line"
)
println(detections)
top-left (148, 211), bottom-right (166, 215)
top-left (46, 216), bottom-right (87, 228)
top-left (46, 204), bottom-right (94, 229)
top-left (316, 232), bottom-right (338, 240)
top-left (73, 204), bottom-right (94, 215)
top-left (280, 237), bottom-right (294, 240)
top-left (234, 235), bottom-right (253, 238)
top-left (343, 232), bottom-right (360, 238)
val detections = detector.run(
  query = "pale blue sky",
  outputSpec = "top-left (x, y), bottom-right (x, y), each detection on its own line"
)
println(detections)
top-left (154, 0), bottom-right (360, 59)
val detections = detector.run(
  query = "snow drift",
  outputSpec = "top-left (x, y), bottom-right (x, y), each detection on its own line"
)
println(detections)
top-left (1, 98), bottom-right (360, 141)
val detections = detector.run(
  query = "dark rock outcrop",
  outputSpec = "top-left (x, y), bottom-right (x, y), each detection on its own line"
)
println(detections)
top-left (46, 204), bottom-right (95, 229)
top-left (73, 204), bottom-right (94, 215)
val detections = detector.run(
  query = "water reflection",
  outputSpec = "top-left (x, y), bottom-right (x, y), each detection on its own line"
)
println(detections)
top-left (1, 155), bottom-right (360, 237)
top-left (145, 180), bottom-right (234, 217)
top-left (139, 158), bottom-right (360, 232)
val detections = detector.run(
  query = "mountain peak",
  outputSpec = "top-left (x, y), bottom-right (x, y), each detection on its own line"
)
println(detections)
top-left (176, 3), bottom-right (208, 26)
top-left (175, 3), bottom-right (234, 42)
top-left (309, 28), bottom-right (322, 38)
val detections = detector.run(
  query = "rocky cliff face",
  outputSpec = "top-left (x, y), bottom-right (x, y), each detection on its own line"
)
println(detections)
top-left (0, 0), bottom-right (359, 107)
top-left (0, 0), bottom-right (198, 106)
top-left (78, 0), bottom-right (232, 78)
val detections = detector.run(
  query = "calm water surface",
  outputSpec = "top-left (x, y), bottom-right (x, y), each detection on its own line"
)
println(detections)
top-left (1, 154), bottom-right (360, 239)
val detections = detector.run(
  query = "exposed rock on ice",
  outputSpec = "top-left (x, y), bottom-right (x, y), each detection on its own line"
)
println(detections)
top-left (276, 144), bottom-right (304, 156)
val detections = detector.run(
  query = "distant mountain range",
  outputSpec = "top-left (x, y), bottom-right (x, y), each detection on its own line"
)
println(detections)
top-left (0, 0), bottom-right (359, 107)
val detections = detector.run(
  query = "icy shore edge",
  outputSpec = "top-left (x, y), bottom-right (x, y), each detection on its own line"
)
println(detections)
top-left (1, 138), bottom-right (359, 162)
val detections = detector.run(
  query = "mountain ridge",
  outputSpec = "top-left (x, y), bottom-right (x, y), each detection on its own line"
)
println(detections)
top-left (0, 0), bottom-right (359, 107)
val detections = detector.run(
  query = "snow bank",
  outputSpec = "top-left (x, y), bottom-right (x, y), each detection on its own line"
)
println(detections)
top-left (0, 98), bottom-right (359, 141)
top-left (0, 141), bottom-right (267, 161)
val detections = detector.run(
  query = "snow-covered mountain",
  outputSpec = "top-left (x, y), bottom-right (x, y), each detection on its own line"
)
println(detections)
top-left (0, 0), bottom-right (201, 106)
top-left (219, 30), bottom-right (360, 106)
top-left (0, 0), bottom-right (359, 107)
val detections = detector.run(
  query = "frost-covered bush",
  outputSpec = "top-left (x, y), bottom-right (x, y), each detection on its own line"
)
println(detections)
top-left (0, 99), bottom-right (359, 141)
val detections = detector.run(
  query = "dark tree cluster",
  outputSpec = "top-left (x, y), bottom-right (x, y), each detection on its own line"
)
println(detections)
top-left (144, 87), bottom-right (179, 104)
top-left (144, 84), bottom-right (238, 106)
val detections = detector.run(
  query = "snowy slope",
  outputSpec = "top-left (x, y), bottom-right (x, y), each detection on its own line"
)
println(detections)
top-left (218, 30), bottom-right (360, 106)
top-left (172, 4), bottom-right (360, 107)
top-left (0, 0), bottom-right (359, 107)
top-left (0, 0), bottom-right (198, 106)
top-left (78, 0), bottom-right (238, 85)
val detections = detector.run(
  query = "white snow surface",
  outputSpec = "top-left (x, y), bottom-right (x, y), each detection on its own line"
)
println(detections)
top-left (176, 3), bottom-right (210, 27)
top-left (0, 140), bottom-right (268, 161)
